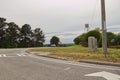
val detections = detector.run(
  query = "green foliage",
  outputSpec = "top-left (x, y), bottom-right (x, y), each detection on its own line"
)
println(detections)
top-left (0, 17), bottom-right (6, 28)
top-left (19, 24), bottom-right (33, 47)
top-left (0, 17), bottom-right (45, 48)
top-left (74, 28), bottom-right (120, 48)
top-left (73, 33), bottom-right (87, 46)
top-left (33, 28), bottom-right (45, 47)
top-left (6, 22), bottom-right (20, 47)
top-left (85, 29), bottom-right (101, 42)
top-left (107, 32), bottom-right (117, 46)
top-left (74, 37), bottom-right (80, 45)
top-left (50, 36), bottom-right (60, 46)
top-left (116, 33), bottom-right (120, 45)
top-left (74, 29), bottom-right (101, 47)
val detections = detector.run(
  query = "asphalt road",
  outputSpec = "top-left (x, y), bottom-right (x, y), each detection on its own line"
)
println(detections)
top-left (0, 48), bottom-right (120, 80)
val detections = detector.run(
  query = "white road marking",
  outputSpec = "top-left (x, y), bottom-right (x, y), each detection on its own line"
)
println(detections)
top-left (0, 54), bottom-right (7, 57)
top-left (0, 54), bottom-right (27, 58)
top-left (3, 54), bottom-right (7, 57)
top-left (29, 55), bottom-right (120, 71)
top-left (64, 67), bottom-right (71, 71)
top-left (0, 54), bottom-right (2, 57)
top-left (17, 54), bottom-right (26, 56)
top-left (20, 54), bottom-right (26, 56)
top-left (17, 54), bottom-right (22, 56)
top-left (85, 71), bottom-right (120, 80)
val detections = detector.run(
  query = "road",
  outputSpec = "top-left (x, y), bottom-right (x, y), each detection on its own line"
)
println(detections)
top-left (0, 48), bottom-right (120, 80)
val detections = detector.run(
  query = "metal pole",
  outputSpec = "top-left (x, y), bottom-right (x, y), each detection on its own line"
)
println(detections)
top-left (101, 0), bottom-right (107, 54)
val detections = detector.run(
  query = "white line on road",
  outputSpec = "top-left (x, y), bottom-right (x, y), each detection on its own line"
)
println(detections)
top-left (0, 54), bottom-right (27, 58)
top-left (17, 54), bottom-right (26, 56)
top-left (17, 54), bottom-right (21, 56)
top-left (21, 54), bottom-right (26, 56)
top-left (3, 54), bottom-right (7, 57)
top-left (0, 54), bottom-right (7, 57)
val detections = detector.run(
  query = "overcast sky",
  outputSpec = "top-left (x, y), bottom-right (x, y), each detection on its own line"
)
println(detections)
top-left (0, 0), bottom-right (120, 43)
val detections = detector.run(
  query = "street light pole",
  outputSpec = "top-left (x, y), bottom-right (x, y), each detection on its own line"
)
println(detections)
top-left (101, 0), bottom-right (107, 54)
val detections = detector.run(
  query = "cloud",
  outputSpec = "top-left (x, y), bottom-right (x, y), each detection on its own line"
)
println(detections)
top-left (107, 25), bottom-right (120, 33)
top-left (0, 0), bottom-right (120, 43)
top-left (45, 30), bottom-right (84, 44)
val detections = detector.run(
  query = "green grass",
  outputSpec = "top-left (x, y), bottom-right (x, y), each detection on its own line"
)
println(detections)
top-left (28, 45), bottom-right (120, 63)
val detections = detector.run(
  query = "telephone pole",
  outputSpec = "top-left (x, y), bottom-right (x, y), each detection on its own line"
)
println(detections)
top-left (101, 0), bottom-right (107, 54)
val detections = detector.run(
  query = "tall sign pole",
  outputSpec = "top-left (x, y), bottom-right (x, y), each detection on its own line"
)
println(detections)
top-left (101, 0), bottom-right (107, 54)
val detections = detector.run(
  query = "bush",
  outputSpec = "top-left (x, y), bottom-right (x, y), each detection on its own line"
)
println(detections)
top-left (85, 30), bottom-right (101, 42)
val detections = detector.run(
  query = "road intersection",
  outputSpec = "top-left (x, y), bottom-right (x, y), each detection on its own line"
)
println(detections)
top-left (0, 48), bottom-right (120, 80)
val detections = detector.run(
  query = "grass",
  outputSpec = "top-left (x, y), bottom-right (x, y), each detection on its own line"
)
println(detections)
top-left (28, 45), bottom-right (120, 63)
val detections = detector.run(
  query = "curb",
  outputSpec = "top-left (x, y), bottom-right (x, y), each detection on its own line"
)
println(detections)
top-left (29, 52), bottom-right (120, 67)
top-left (36, 54), bottom-right (68, 61)
top-left (36, 54), bottom-right (120, 67)
top-left (80, 60), bottom-right (120, 67)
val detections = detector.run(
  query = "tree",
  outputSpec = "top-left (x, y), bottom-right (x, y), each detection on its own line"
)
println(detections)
top-left (74, 33), bottom-right (86, 45)
top-left (5, 22), bottom-right (20, 47)
top-left (0, 17), bottom-right (6, 29)
top-left (20, 24), bottom-right (33, 47)
top-left (0, 17), bottom-right (7, 48)
top-left (85, 30), bottom-right (101, 42)
top-left (33, 28), bottom-right (45, 47)
top-left (116, 33), bottom-right (120, 45)
top-left (74, 37), bottom-right (80, 45)
top-left (0, 17), bottom-right (46, 48)
top-left (50, 36), bottom-right (60, 46)
top-left (73, 28), bottom-right (102, 47)
top-left (107, 32), bottom-right (117, 46)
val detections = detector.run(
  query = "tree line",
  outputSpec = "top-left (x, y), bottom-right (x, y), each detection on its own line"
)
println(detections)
top-left (0, 17), bottom-right (45, 48)
top-left (74, 28), bottom-right (120, 48)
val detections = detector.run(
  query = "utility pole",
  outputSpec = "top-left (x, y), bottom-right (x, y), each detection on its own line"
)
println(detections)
top-left (101, 0), bottom-right (107, 54)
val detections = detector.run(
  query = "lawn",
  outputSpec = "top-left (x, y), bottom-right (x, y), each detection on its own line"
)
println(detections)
top-left (28, 45), bottom-right (120, 63)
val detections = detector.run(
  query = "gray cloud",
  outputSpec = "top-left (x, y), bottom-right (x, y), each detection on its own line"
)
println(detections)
top-left (0, 0), bottom-right (120, 43)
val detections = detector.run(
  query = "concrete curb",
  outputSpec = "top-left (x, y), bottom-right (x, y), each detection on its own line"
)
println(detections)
top-left (28, 51), bottom-right (120, 67)
top-left (36, 54), bottom-right (120, 67)
top-left (80, 60), bottom-right (120, 67)
top-left (36, 54), bottom-right (68, 61)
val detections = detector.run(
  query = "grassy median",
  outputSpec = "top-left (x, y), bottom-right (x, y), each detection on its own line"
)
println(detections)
top-left (28, 45), bottom-right (120, 63)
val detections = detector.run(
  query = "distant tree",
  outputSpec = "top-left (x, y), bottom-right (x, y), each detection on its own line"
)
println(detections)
top-left (74, 37), bottom-right (80, 45)
top-left (21, 24), bottom-right (32, 35)
top-left (107, 32), bottom-right (117, 46)
top-left (116, 33), bottom-right (120, 45)
top-left (0, 17), bottom-right (46, 48)
top-left (0, 17), bottom-right (6, 29)
top-left (85, 29), bottom-right (101, 42)
top-left (20, 24), bottom-right (33, 47)
top-left (33, 28), bottom-right (45, 47)
top-left (0, 17), bottom-right (7, 48)
top-left (94, 27), bottom-right (101, 31)
top-left (50, 36), bottom-right (60, 46)
top-left (73, 28), bottom-right (102, 47)
top-left (5, 22), bottom-right (20, 47)
top-left (74, 33), bottom-right (86, 45)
